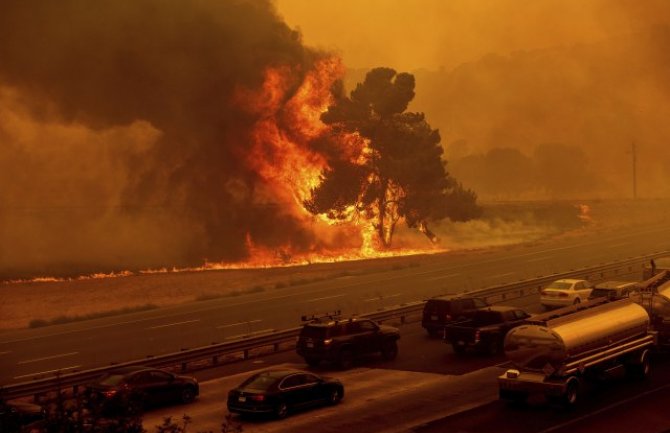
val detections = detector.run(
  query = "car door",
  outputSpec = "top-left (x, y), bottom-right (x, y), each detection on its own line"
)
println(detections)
top-left (357, 320), bottom-right (381, 354)
top-left (575, 281), bottom-right (591, 299)
top-left (146, 370), bottom-right (179, 404)
top-left (279, 374), bottom-right (311, 409)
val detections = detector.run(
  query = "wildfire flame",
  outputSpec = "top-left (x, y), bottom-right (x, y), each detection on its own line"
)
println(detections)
top-left (5, 57), bottom-right (445, 285)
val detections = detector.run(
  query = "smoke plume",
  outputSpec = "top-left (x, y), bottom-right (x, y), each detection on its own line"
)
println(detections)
top-left (0, 0), bottom-right (336, 278)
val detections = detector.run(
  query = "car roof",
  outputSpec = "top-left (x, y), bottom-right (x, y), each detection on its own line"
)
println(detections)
top-left (553, 278), bottom-right (586, 284)
top-left (481, 305), bottom-right (520, 312)
top-left (256, 369), bottom-right (312, 379)
top-left (429, 294), bottom-right (482, 301)
top-left (106, 366), bottom-right (154, 375)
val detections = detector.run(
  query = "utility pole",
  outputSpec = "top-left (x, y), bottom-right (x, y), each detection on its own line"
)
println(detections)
top-left (632, 141), bottom-right (637, 199)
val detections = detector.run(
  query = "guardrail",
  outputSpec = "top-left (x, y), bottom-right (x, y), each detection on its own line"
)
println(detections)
top-left (1, 251), bottom-right (666, 401)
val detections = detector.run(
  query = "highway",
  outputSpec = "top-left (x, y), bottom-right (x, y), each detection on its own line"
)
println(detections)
top-left (1, 220), bottom-right (669, 385)
top-left (141, 321), bottom-right (670, 433)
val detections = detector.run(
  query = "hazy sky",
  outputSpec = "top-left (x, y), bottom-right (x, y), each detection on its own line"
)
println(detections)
top-left (276, 0), bottom-right (667, 71)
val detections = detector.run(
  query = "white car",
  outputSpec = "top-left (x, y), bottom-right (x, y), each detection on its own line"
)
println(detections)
top-left (540, 278), bottom-right (593, 309)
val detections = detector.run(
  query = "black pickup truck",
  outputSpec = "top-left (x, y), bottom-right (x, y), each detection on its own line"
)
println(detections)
top-left (445, 306), bottom-right (531, 355)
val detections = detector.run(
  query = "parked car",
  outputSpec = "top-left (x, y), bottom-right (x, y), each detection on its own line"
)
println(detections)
top-left (588, 281), bottom-right (640, 301)
top-left (296, 312), bottom-right (399, 369)
top-left (227, 369), bottom-right (343, 419)
top-left (0, 400), bottom-right (45, 432)
top-left (421, 295), bottom-right (489, 337)
top-left (86, 366), bottom-right (198, 414)
top-left (540, 279), bottom-right (593, 309)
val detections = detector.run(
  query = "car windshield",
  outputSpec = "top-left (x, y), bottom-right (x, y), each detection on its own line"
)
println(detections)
top-left (239, 374), bottom-right (277, 391)
top-left (472, 310), bottom-right (502, 325)
top-left (300, 326), bottom-right (330, 339)
top-left (425, 299), bottom-right (451, 313)
top-left (547, 282), bottom-right (572, 290)
top-left (97, 373), bottom-right (126, 386)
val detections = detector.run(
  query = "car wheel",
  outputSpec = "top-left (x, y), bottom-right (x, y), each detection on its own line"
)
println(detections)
top-left (452, 343), bottom-right (466, 355)
top-left (180, 386), bottom-right (196, 404)
top-left (573, 297), bottom-right (581, 305)
top-left (305, 357), bottom-right (321, 368)
top-left (274, 401), bottom-right (288, 419)
top-left (381, 339), bottom-right (398, 360)
top-left (337, 348), bottom-right (354, 370)
top-left (427, 329), bottom-right (441, 338)
top-left (328, 387), bottom-right (343, 405)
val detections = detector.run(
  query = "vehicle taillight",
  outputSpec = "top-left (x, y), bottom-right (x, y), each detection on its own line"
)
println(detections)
top-left (250, 394), bottom-right (265, 402)
top-left (323, 338), bottom-right (333, 345)
top-left (474, 330), bottom-right (481, 343)
top-left (103, 389), bottom-right (117, 398)
top-left (446, 314), bottom-right (452, 321)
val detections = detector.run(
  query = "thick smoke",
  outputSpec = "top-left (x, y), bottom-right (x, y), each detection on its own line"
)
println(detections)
top-left (0, 0), bottom-right (330, 278)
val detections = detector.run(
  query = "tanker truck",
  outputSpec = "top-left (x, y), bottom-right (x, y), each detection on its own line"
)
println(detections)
top-left (498, 298), bottom-right (654, 406)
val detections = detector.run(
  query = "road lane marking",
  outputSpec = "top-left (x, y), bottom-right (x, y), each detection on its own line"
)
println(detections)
top-left (216, 320), bottom-right (262, 329)
top-left (305, 294), bottom-right (346, 303)
top-left (147, 319), bottom-right (201, 330)
top-left (0, 351), bottom-right (11, 355)
top-left (14, 365), bottom-right (82, 380)
top-left (364, 293), bottom-right (401, 302)
top-left (18, 351), bottom-right (79, 365)
top-left (425, 273), bottom-right (461, 281)
top-left (485, 272), bottom-right (516, 279)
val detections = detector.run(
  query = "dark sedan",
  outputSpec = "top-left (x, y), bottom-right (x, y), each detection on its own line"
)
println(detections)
top-left (227, 369), bottom-right (344, 419)
top-left (86, 366), bottom-right (198, 414)
top-left (0, 400), bottom-right (45, 432)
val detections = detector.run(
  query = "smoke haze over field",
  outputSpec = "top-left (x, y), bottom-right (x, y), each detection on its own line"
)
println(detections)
top-left (280, 0), bottom-right (670, 199)
top-left (2, 0), bottom-right (670, 277)
top-left (0, 0), bottom-right (333, 277)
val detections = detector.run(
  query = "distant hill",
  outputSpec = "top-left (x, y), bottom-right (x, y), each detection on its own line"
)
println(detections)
top-left (345, 27), bottom-right (670, 199)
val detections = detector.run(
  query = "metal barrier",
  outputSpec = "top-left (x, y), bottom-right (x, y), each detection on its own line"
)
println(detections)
top-left (1, 251), bottom-right (665, 401)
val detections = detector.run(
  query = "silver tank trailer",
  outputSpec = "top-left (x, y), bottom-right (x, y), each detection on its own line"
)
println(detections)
top-left (504, 299), bottom-right (650, 372)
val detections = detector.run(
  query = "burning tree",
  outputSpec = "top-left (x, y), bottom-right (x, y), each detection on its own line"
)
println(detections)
top-left (305, 67), bottom-right (481, 248)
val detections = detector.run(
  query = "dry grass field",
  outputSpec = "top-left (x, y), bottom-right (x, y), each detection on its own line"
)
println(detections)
top-left (1, 200), bottom-right (668, 330)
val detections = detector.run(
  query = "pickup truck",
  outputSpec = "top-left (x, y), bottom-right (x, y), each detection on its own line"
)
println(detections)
top-left (445, 306), bottom-right (531, 355)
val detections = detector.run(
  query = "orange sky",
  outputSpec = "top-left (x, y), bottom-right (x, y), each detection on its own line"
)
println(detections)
top-left (276, 0), bottom-right (667, 70)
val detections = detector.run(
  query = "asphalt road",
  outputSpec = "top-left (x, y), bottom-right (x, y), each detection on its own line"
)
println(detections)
top-left (1, 219), bottom-right (669, 385)
top-left (140, 322), bottom-right (670, 433)
top-left (413, 353), bottom-right (670, 433)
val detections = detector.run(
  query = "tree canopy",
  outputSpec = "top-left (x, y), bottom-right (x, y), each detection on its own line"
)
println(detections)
top-left (305, 67), bottom-right (481, 247)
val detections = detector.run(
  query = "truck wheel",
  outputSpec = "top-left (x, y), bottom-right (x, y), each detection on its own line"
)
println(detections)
top-left (562, 378), bottom-right (580, 407)
top-left (573, 298), bottom-right (581, 305)
top-left (381, 339), bottom-right (398, 360)
top-left (626, 351), bottom-right (650, 380)
top-left (337, 348), bottom-right (354, 370)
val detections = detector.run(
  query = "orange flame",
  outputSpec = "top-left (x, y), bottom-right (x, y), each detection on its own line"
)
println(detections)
top-left (4, 57), bottom-right (445, 285)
